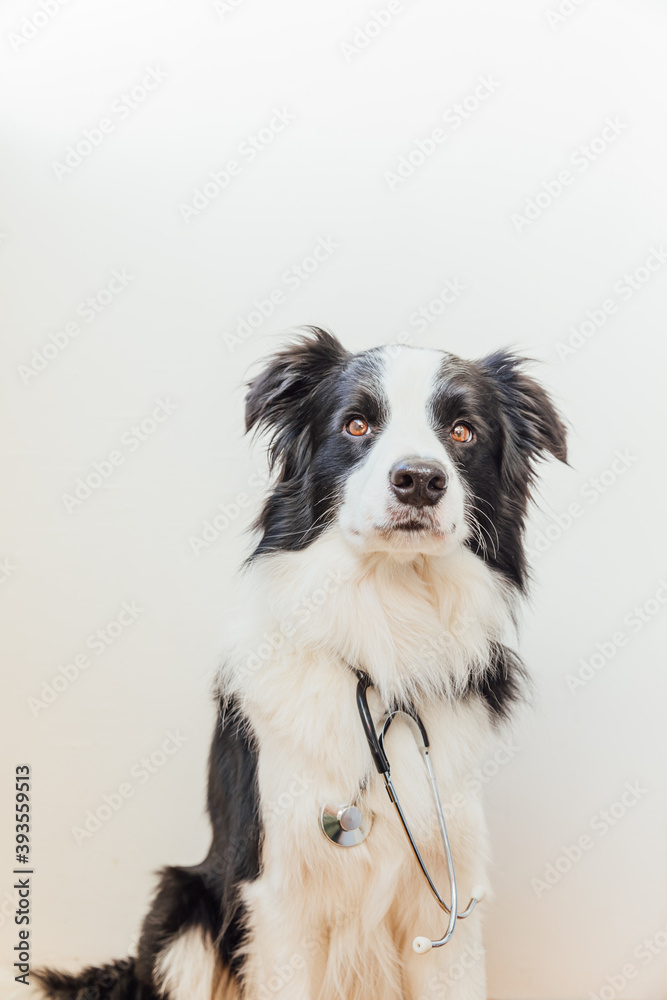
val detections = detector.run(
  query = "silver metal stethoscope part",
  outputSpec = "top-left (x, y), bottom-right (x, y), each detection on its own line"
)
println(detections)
top-left (320, 801), bottom-right (371, 846)
top-left (377, 710), bottom-right (484, 953)
top-left (320, 672), bottom-right (486, 955)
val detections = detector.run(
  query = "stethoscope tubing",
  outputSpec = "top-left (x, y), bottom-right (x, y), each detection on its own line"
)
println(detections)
top-left (355, 673), bottom-right (482, 951)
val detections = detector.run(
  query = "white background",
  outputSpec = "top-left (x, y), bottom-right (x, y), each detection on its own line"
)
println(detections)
top-left (1, 1), bottom-right (667, 997)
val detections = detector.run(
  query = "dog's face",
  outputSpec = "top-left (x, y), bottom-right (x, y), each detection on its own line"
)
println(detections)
top-left (246, 328), bottom-right (566, 587)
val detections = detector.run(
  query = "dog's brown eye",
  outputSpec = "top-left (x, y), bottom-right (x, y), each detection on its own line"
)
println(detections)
top-left (451, 423), bottom-right (474, 443)
top-left (345, 417), bottom-right (370, 437)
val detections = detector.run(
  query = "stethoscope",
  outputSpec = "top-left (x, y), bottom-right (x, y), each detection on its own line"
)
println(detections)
top-left (320, 671), bottom-right (485, 954)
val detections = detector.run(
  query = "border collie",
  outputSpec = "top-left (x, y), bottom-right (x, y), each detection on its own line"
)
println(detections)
top-left (36, 327), bottom-right (567, 1000)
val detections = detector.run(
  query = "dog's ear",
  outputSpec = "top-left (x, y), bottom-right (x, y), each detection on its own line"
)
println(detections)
top-left (245, 326), bottom-right (349, 479)
top-left (477, 350), bottom-right (567, 491)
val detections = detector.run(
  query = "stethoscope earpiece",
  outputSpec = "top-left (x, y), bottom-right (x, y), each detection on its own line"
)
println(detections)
top-left (413, 936), bottom-right (433, 954)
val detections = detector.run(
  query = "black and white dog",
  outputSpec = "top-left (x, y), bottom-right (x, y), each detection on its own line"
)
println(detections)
top-left (37, 327), bottom-right (567, 1000)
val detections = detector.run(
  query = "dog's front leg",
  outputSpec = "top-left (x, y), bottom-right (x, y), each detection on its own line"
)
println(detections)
top-left (399, 908), bottom-right (487, 1000)
top-left (239, 878), bottom-right (326, 1000)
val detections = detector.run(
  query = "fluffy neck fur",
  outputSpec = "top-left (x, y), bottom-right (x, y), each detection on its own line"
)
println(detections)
top-left (224, 526), bottom-right (516, 710)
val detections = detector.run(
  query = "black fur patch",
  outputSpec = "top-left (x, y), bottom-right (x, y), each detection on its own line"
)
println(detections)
top-left (470, 350), bottom-right (568, 589)
top-left (205, 694), bottom-right (263, 965)
top-left (136, 693), bottom-right (262, 983)
top-left (245, 327), bottom-right (387, 558)
top-left (465, 642), bottom-right (529, 722)
top-left (36, 697), bottom-right (261, 999)
top-left (33, 958), bottom-right (152, 999)
top-left (426, 350), bottom-right (567, 590)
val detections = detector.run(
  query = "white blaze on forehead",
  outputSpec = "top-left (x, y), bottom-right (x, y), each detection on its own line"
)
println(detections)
top-left (378, 345), bottom-right (446, 453)
top-left (337, 344), bottom-right (468, 553)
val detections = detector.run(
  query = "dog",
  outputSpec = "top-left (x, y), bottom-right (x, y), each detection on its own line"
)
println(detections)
top-left (36, 327), bottom-right (567, 1000)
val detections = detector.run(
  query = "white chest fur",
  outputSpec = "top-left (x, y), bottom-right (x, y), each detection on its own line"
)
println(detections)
top-left (222, 525), bottom-right (514, 816)
top-left (220, 529), bottom-right (512, 998)
top-left (222, 529), bottom-right (510, 886)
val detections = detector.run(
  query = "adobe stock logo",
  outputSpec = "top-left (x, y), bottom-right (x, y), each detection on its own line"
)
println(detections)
top-left (27, 601), bottom-right (145, 717)
top-left (526, 448), bottom-right (638, 560)
top-left (530, 781), bottom-right (648, 898)
top-left (384, 75), bottom-right (500, 191)
top-left (71, 730), bottom-right (189, 846)
top-left (213, 0), bottom-right (247, 16)
top-left (17, 269), bottom-right (133, 384)
top-left (7, 0), bottom-right (72, 53)
top-left (590, 921), bottom-right (667, 1000)
top-left (189, 471), bottom-right (269, 554)
top-left (545, 0), bottom-right (588, 29)
top-left (222, 237), bottom-right (339, 353)
top-left (60, 398), bottom-right (178, 513)
top-left (0, 558), bottom-right (17, 585)
top-left (565, 579), bottom-right (667, 695)
top-left (554, 246), bottom-right (667, 361)
top-left (51, 68), bottom-right (168, 180)
top-left (511, 117), bottom-right (628, 233)
top-left (179, 108), bottom-right (296, 223)
top-left (338, 0), bottom-right (406, 63)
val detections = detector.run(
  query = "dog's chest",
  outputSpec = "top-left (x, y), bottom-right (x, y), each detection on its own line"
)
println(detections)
top-left (248, 650), bottom-right (491, 892)
top-left (225, 536), bottom-right (506, 909)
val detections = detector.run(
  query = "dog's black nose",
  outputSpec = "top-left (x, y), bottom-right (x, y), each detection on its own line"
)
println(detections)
top-left (389, 458), bottom-right (448, 507)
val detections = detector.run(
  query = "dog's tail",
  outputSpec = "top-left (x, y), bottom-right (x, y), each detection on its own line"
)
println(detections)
top-left (33, 957), bottom-right (156, 999)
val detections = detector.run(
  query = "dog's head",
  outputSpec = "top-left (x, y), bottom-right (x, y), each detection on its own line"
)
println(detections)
top-left (246, 327), bottom-right (566, 588)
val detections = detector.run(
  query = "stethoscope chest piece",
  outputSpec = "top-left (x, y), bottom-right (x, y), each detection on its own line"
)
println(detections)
top-left (320, 802), bottom-right (371, 847)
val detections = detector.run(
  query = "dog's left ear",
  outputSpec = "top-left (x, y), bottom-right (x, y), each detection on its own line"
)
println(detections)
top-left (245, 326), bottom-right (349, 479)
top-left (477, 350), bottom-right (568, 490)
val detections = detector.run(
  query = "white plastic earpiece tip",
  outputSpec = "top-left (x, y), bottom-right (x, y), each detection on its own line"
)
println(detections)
top-left (413, 936), bottom-right (433, 954)
top-left (471, 885), bottom-right (486, 902)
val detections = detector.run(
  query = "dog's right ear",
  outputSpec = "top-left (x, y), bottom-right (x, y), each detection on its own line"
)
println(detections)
top-left (477, 350), bottom-right (568, 494)
top-left (245, 327), bottom-right (349, 478)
